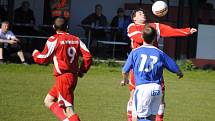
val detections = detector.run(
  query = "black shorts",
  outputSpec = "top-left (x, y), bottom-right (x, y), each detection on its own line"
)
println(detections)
top-left (3, 43), bottom-right (22, 56)
top-left (0, 43), bottom-right (3, 48)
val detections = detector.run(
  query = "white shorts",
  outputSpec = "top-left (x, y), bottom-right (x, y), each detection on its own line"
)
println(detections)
top-left (132, 83), bottom-right (162, 118)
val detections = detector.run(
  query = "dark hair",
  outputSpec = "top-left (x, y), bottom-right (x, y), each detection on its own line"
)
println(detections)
top-left (117, 8), bottom-right (124, 14)
top-left (95, 4), bottom-right (102, 10)
top-left (22, 1), bottom-right (30, 6)
top-left (131, 8), bottom-right (144, 19)
top-left (142, 24), bottom-right (156, 44)
top-left (53, 17), bottom-right (67, 31)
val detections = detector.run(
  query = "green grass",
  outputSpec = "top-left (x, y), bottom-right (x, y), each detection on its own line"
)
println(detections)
top-left (0, 64), bottom-right (215, 121)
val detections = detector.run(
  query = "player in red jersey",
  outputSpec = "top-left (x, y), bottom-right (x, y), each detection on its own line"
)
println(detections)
top-left (32, 17), bottom-right (92, 121)
top-left (125, 9), bottom-right (197, 121)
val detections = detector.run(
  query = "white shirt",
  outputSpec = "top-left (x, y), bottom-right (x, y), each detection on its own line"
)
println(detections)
top-left (0, 29), bottom-right (16, 48)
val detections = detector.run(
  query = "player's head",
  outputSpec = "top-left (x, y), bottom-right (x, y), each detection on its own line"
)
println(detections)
top-left (53, 17), bottom-right (68, 32)
top-left (142, 24), bottom-right (156, 44)
top-left (21, 1), bottom-right (30, 11)
top-left (131, 8), bottom-right (146, 24)
top-left (95, 4), bottom-right (103, 16)
top-left (1, 21), bottom-right (10, 33)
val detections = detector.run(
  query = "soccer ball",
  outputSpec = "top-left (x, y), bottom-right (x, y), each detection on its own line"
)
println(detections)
top-left (152, 1), bottom-right (168, 17)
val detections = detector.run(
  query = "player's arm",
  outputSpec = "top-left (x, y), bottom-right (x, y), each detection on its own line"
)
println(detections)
top-left (127, 24), bottom-right (144, 45)
top-left (162, 52), bottom-right (183, 78)
top-left (78, 40), bottom-right (92, 77)
top-left (159, 23), bottom-right (197, 37)
top-left (121, 51), bottom-right (133, 85)
top-left (32, 37), bottom-right (56, 64)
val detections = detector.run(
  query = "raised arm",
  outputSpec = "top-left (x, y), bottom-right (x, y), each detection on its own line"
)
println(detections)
top-left (159, 23), bottom-right (197, 37)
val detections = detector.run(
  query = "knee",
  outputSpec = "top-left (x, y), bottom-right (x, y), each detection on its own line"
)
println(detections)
top-left (44, 95), bottom-right (55, 108)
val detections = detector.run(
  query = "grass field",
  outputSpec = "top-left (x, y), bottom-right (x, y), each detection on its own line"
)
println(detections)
top-left (0, 64), bottom-right (215, 121)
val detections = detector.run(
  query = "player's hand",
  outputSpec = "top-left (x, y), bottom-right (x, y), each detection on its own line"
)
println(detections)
top-left (120, 79), bottom-right (129, 86)
top-left (176, 71), bottom-right (183, 79)
top-left (8, 40), bottom-right (17, 44)
top-left (32, 49), bottom-right (39, 56)
top-left (190, 28), bottom-right (197, 34)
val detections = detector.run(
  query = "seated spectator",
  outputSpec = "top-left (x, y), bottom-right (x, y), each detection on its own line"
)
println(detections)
top-left (81, 4), bottom-right (108, 49)
top-left (14, 1), bottom-right (35, 24)
top-left (110, 8), bottom-right (132, 43)
top-left (0, 21), bottom-right (28, 64)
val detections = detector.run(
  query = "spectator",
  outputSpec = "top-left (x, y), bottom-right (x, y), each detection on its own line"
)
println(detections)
top-left (14, 1), bottom-right (35, 24)
top-left (81, 4), bottom-right (108, 49)
top-left (0, 21), bottom-right (28, 64)
top-left (110, 8), bottom-right (132, 43)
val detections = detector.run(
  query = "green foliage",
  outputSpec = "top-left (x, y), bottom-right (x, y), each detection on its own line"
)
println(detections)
top-left (177, 59), bottom-right (196, 71)
top-left (92, 58), bottom-right (124, 67)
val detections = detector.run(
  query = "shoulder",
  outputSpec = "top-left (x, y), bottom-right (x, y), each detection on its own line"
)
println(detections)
top-left (48, 35), bottom-right (58, 42)
top-left (15, 7), bottom-right (22, 12)
top-left (128, 23), bottom-right (135, 28)
top-left (101, 14), bottom-right (107, 19)
top-left (112, 16), bottom-right (118, 20)
top-left (5, 30), bottom-right (14, 36)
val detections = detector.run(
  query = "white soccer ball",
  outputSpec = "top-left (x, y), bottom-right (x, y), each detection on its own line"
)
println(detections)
top-left (152, 1), bottom-right (168, 17)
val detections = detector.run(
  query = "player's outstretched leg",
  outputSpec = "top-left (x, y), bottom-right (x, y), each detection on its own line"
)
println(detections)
top-left (65, 106), bottom-right (81, 121)
top-left (156, 105), bottom-right (164, 121)
top-left (44, 94), bottom-right (68, 121)
top-left (156, 103), bottom-right (165, 121)
top-left (156, 79), bottom-right (165, 121)
top-left (68, 114), bottom-right (81, 121)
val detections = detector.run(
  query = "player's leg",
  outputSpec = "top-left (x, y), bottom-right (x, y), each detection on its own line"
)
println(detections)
top-left (128, 69), bottom-right (135, 121)
top-left (127, 89), bottom-right (134, 121)
top-left (156, 79), bottom-right (165, 121)
top-left (136, 84), bottom-right (161, 121)
top-left (56, 73), bottom-right (80, 121)
top-left (44, 85), bottom-right (68, 121)
top-left (132, 85), bottom-right (151, 121)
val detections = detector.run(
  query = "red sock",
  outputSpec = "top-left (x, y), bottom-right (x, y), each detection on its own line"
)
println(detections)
top-left (127, 110), bottom-right (132, 121)
top-left (127, 101), bottom-right (132, 121)
top-left (156, 114), bottom-right (163, 121)
top-left (50, 102), bottom-right (67, 120)
top-left (69, 114), bottom-right (81, 121)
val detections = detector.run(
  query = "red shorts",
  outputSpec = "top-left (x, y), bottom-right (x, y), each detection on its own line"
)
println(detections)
top-left (129, 70), bottom-right (165, 92)
top-left (49, 73), bottom-right (77, 106)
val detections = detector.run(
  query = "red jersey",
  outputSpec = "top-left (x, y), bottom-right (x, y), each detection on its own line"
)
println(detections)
top-left (127, 22), bottom-right (192, 90)
top-left (33, 32), bottom-right (92, 76)
top-left (127, 23), bottom-right (192, 49)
